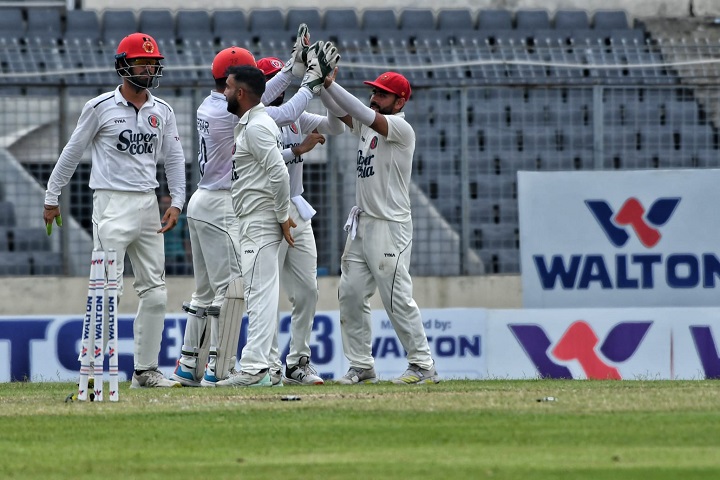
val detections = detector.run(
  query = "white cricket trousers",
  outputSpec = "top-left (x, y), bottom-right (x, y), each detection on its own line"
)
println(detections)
top-left (338, 214), bottom-right (434, 371)
top-left (238, 210), bottom-right (283, 374)
top-left (182, 189), bottom-right (242, 363)
top-left (92, 190), bottom-right (166, 371)
top-left (269, 201), bottom-right (318, 371)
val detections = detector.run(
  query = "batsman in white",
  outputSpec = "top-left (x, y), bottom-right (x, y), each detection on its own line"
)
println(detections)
top-left (43, 32), bottom-right (186, 388)
top-left (256, 53), bottom-right (345, 386)
top-left (321, 58), bottom-right (441, 385)
top-left (172, 26), bottom-right (324, 387)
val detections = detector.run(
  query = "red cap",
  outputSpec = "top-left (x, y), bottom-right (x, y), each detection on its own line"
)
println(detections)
top-left (257, 57), bottom-right (284, 76)
top-left (211, 47), bottom-right (256, 80)
top-left (363, 72), bottom-right (411, 100)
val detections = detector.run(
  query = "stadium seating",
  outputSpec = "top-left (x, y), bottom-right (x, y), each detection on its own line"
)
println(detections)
top-left (102, 10), bottom-right (138, 46)
top-left (0, 8), bottom-right (25, 43)
top-left (0, 6), bottom-right (717, 276)
top-left (138, 9), bottom-right (175, 43)
top-left (64, 10), bottom-right (102, 45)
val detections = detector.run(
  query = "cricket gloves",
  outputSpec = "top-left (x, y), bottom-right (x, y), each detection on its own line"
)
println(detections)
top-left (282, 23), bottom-right (311, 78)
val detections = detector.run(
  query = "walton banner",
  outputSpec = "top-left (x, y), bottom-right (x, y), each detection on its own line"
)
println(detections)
top-left (518, 169), bottom-right (720, 308)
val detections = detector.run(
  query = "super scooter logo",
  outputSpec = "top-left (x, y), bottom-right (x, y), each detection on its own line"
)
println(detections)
top-left (585, 197), bottom-right (680, 248)
top-left (509, 320), bottom-right (652, 379)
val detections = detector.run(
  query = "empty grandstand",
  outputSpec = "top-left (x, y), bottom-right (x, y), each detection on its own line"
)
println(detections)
top-left (0, 5), bottom-right (718, 276)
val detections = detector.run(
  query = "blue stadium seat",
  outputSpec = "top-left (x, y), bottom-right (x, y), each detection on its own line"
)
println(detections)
top-left (438, 9), bottom-right (476, 31)
top-left (64, 10), bottom-right (101, 45)
top-left (0, 8), bottom-right (24, 42)
top-left (554, 10), bottom-right (590, 30)
top-left (515, 9), bottom-right (551, 31)
top-left (11, 227), bottom-right (51, 252)
top-left (102, 10), bottom-right (138, 46)
top-left (361, 9), bottom-right (398, 31)
top-left (138, 9), bottom-right (175, 43)
top-left (30, 251), bottom-right (64, 275)
top-left (212, 10), bottom-right (249, 45)
top-left (249, 9), bottom-right (285, 32)
top-left (399, 9), bottom-right (435, 30)
top-left (176, 10), bottom-right (213, 43)
top-left (286, 8), bottom-right (323, 32)
top-left (593, 10), bottom-right (629, 30)
top-left (0, 251), bottom-right (31, 275)
top-left (26, 9), bottom-right (62, 45)
top-left (323, 9), bottom-right (359, 31)
top-left (477, 9), bottom-right (512, 30)
top-left (0, 201), bottom-right (15, 227)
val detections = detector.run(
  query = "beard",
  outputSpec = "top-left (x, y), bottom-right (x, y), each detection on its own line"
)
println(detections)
top-left (226, 95), bottom-right (239, 114)
top-left (371, 102), bottom-right (394, 115)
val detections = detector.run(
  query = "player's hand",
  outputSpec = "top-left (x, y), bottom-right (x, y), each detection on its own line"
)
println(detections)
top-left (281, 217), bottom-right (297, 247)
top-left (158, 206), bottom-right (180, 233)
top-left (323, 67), bottom-right (338, 89)
top-left (294, 133), bottom-right (325, 155)
top-left (43, 205), bottom-right (63, 236)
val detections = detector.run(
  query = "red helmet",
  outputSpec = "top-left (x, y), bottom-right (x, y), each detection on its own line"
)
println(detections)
top-left (212, 47), bottom-right (257, 80)
top-left (115, 32), bottom-right (164, 61)
top-left (257, 57), bottom-right (284, 77)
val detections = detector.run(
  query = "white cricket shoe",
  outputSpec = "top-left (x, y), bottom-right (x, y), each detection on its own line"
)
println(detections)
top-left (216, 369), bottom-right (271, 387)
top-left (283, 356), bottom-right (324, 385)
top-left (131, 368), bottom-right (182, 388)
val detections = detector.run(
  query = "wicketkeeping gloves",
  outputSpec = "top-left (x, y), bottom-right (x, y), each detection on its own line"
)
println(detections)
top-left (281, 23), bottom-right (311, 78)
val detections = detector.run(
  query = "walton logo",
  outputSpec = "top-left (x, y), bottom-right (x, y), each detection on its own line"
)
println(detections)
top-left (509, 320), bottom-right (652, 379)
top-left (586, 197), bottom-right (680, 248)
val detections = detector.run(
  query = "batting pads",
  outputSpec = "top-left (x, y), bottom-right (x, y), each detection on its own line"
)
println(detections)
top-left (214, 277), bottom-right (244, 379)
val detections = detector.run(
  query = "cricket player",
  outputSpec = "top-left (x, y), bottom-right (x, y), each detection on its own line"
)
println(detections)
top-left (43, 32), bottom-right (186, 388)
top-left (322, 66), bottom-right (441, 385)
top-left (257, 55), bottom-right (345, 386)
top-left (172, 26), bottom-right (326, 387)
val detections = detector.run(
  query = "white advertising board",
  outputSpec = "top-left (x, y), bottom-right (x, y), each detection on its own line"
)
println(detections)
top-left (518, 169), bottom-right (720, 308)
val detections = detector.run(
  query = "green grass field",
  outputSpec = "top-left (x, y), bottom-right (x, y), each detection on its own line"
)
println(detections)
top-left (1, 380), bottom-right (719, 479)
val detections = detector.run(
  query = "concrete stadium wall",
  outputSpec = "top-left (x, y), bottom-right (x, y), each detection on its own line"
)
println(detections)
top-left (82, 0), bottom-right (720, 19)
top-left (0, 275), bottom-right (522, 315)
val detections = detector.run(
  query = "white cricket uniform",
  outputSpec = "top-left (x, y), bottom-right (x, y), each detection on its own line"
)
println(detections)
top-left (45, 86), bottom-right (186, 370)
top-left (230, 103), bottom-right (290, 375)
top-left (338, 112), bottom-right (434, 371)
top-left (178, 78), bottom-right (311, 373)
top-left (176, 91), bottom-right (244, 370)
top-left (268, 113), bottom-right (322, 371)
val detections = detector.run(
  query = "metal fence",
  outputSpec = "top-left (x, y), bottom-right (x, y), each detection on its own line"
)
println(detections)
top-left (0, 39), bottom-right (718, 277)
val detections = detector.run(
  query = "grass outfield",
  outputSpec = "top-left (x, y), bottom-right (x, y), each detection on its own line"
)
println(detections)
top-left (1, 380), bottom-right (720, 479)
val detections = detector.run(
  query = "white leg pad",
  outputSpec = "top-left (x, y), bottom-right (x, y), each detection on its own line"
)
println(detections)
top-left (214, 277), bottom-right (244, 379)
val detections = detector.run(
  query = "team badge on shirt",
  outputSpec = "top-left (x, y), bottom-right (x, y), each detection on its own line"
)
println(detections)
top-left (370, 136), bottom-right (378, 150)
top-left (289, 123), bottom-right (298, 134)
top-left (147, 115), bottom-right (160, 128)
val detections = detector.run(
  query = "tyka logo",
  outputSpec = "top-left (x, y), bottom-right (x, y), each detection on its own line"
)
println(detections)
top-left (509, 320), bottom-right (652, 379)
top-left (586, 197), bottom-right (680, 248)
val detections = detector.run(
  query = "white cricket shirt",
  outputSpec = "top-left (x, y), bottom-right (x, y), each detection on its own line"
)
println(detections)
top-left (349, 112), bottom-right (416, 222)
top-left (45, 86), bottom-right (186, 210)
top-left (196, 91), bottom-right (237, 191)
top-left (230, 103), bottom-right (290, 223)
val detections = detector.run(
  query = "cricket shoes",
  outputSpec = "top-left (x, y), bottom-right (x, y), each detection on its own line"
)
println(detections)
top-left (283, 356), bottom-right (324, 385)
top-left (270, 369), bottom-right (284, 387)
top-left (131, 368), bottom-right (182, 388)
top-left (171, 361), bottom-right (201, 387)
top-left (336, 366), bottom-right (379, 385)
top-left (391, 363), bottom-right (441, 385)
top-left (216, 369), bottom-right (272, 387)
